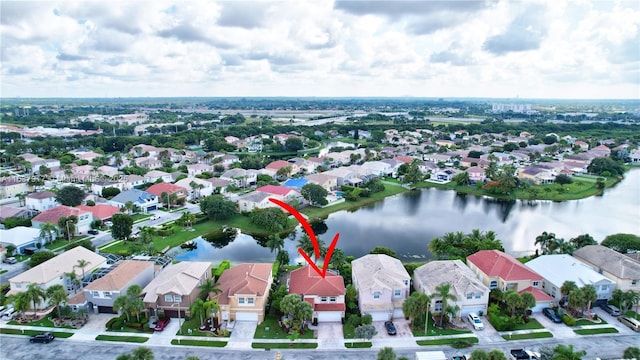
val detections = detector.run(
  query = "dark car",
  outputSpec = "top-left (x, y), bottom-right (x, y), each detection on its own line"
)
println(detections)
top-left (88, 229), bottom-right (99, 235)
top-left (384, 321), bottom-right (397, 335)
top-left (154, 317), bottom-right (170, 331)
top-left (30, 333), bottom-right (54, 343)
top-left (542, 308), bottom-right (562, 323)
top-left (600, 303), bottom-right (621, 316)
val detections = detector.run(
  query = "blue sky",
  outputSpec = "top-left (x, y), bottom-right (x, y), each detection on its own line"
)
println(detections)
top-left (1, 0), bottom-right (639, 99)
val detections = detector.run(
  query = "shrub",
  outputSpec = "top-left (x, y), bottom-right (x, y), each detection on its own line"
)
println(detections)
top-left (361, 314), bottom-right (372, 325)
top-left (272, 261), bottom-right (280, 277)
top-left (214, 260), bottom-right (231, 277)
top-left (562, 314), bottom-right (576, 326)
top-left (109, 318), bottom-right (124, 330)
top-left (347, 314), bottom-right (361, 327)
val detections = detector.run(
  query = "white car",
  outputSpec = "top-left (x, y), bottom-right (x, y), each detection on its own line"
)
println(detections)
top-left (467, 312), bottom-right (484, 330)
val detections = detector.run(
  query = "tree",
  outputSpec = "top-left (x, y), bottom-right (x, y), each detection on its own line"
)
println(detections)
top-left (111, 213), bottom-right (134, 240)
top-left (266, 234), bottom-right (284, 254)
top-left (301, 183), bottom-right (328, 206)
top-left (276, 166), bottom-right (292, 179)
top-left (402, 160), bottom-right (423, 184)
top-left (199, 195), bottom-right (238, 221)
top-left (11, 292), bottom-right (31, 316)
top-left (453, 171), bottom-right (471, 186)
top-left (504, 291), bottom-right (524, 316)
top-left (285, 137), bottom-right (304, 152)
top-left (560, 281), bottom-right (578, 308)
top-left (582, 284), bottom-right (597, 313)
top-left (435, 283), bottom-right (457, 327)
top-left (471, 350), bottom-right (490, 360)
top-left (25, 283), bottom-right (47, 316)
top-left (521, 291), bottom-right (536, 315)
top-left (587, 157), bottom-right (624, 177)
top-left (75, 259), bottom-right (91, 285)
top-left (280, 294), bottom-right (313, 329)
top-left (116, 347), bottom-right (155, 360)
top-left (555, 174), bottom-right (573, 186)
top-left (102, 187), bottom-right (121, 199)
top-left (551, 344), bottom-right (586, 360)
top-left (297, 234), bottom-right (326, 259)
top-left (535, 231), bottom-right (562, 255)
top-left (190, 298), bottom-right (206, 325)
top-left (569, 234), bottom-right (596, 249)
top-left (377, 347), bottom-right (397, 360)
top-left (160, 192), bottom-right (170, 209)
top-left (38, 164), bottom-right (52, 176)
top-left (602, 233), bottom-right (640, 253)
top-left (369, 246), bottom-right (397, 258)
top-left (623, 347), bottom-right (640, 360)
top-left (66, 271), bottom-right (81, 294)
top-left (39, 221), bottom-right (58, 243)
top-left (402, 291), bottom-right (431, 329)
top-left (29, 250), bottom-right (56, 268)
top-left (249, 207), bottom-right (289, 232)
top-left (488, 349), bottom-right (508, 360)
top-left (55, 185), bottom-right (85, 206)
top-left (46, 284), bottom-right (69, 319)
top-left (198, 278), bottom-right (222, 300)
top-left (58, 215), bottom-right (78, 241)
top-left (354, 324), bottom-right (377, 340)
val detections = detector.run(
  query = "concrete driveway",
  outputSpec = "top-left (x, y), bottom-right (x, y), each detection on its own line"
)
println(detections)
top-left (372, 318), bottom-right (412, 339)
top-left (227, 321), bottom-right (257, 349)
top-left (316, 322), bottom-right (344, 349)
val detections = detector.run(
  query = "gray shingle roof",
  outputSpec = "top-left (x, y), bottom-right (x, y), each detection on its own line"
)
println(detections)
top-left (573, 245), bottom-right (640, 280)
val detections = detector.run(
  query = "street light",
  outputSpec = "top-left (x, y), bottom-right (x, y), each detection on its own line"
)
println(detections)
top-left (171, 302), bottom-right (182, 335)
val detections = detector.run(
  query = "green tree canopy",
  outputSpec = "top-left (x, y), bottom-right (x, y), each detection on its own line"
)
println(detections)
top-left (369, 246), bottom-right (397, 258)
top-left (29, 250), bottom-right (56, 268)
top-left (602, 233), bottom-right (640, 253)
top-left (285, 137), bottom-right (304, 151)
top-left (429, 230), bottom-right (504, 260)
top-left (55, 185), bottom-right (85, 206)
top-left (587, 157), bottom-right (624, 176)
top-left (249, 207), bottom-right (289, 232)
top-left (354, 324), bottom-right (377, 340)
top-left (111, 213), bottom-right (134, 241)
top-left (301, 183), bottom-right (328, 206)
top-left (102, 187), bottom-right (121, 199)
top-left (199, 195), bottom-right (238, 220)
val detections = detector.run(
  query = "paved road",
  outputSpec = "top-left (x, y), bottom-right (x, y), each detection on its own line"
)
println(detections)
top-left (1, 333), bottom-right (638, 360)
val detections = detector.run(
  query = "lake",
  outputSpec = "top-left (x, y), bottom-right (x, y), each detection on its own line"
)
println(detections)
top-left (171, 169), bottom-right (640, 264)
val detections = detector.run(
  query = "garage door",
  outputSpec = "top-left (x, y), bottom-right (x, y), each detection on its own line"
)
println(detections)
top-left (368, 312), bottom-right (390, 321)
top-left (392, 308), bottom-right (405, 319)
top-left (235, 312), bottom-right (258, 322)
top-left (317, 311), bottom-right (342, 322)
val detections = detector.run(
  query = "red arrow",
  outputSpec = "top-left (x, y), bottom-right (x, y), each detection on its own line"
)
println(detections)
top-left (269, 198), bottom-right (340, 279)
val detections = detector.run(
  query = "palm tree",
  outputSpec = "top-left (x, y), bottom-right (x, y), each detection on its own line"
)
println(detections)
top-left (560, 281), bottom-right (578, 305)
top-left (124, 201), bottom-right (135, 214)
top-left (130, 346), bottom-right (155, 360)
top-left (46, 284), bottom-right (69, 319)
top-left (25, 283), bottom-right (47, 317)
top-left (198, 279), bottom-right (221, 300)
top-left (75, 259), bottom-right (91, 285)
top-left (66, 271), bottom-right (81, 294)
top-left (504, 291), bottom-right (523, 316)
top-left (126, 285), bottom-right (144, 322)
top-left (139, 226), bottom-right (154, 245)
top-left (266, 234), bottom-right (284, 254)
top-left (377, 347), bottom-right (397, 360)
top-left (535, 231), bottom-right (559, 255)
top-left (551, 344), bottom-right (586, 360)
top-left (435, 283), bottom-right (457, 327)
top-left (39, 221), bottom-right (58, 244)
top-left (190, 298), bottom-right (206, 326)
top-left (581, 285), bottom-right (597, 314)
top-left (204, 299), bottom-right (219, 327)
top-left (160, 192), bottom-right (170, 209)
top-left (568, 288), bottom-right (585, 315)
top-left (402, 292), bottom-right (431, 329)
top-left (11, 292), bottom-right (31, 316)
top-left (113, 295), bottom-right (131, 322)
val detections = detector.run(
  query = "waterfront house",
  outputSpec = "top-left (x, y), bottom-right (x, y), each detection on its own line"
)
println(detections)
top-left (212, 263), bottom-right (273, 323)
top-left (572, 245), bottom-right (640, 293)
top-left (288, 265), bottom-right (346, 322)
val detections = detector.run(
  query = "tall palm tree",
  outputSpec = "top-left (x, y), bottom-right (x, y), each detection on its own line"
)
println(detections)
top-left (66, 271), bottom-right (81, 294)
top-left (75, 259), bottom-right (91, 285)
top-left (190, 298), bottom-right (206, 325)
top-left (113, 295), bottom-right (131, 322)
top-left (551, 344), bottom-right (586, 360)
top-left (160, 192), bottom-right (170, 209)
top-left (266, 234), bottom-right (284, 254)
top-left (198, 279), bottom-right (221, 300)
top-left (560, 281), bottom-right (578, 308)
top-left (25, 283), bottom-right (47, 317)
top-left (203, 299), bottom-right (219, 327)
top-left (139, 226), bottom-right (154, 245)
top-left (39, 221), bottom-right (59, 244)
top-left (130, 346), bottom-right (155, 360)
top-left (535, 231), bottom-right (558, 255)
top-left (581, 285), bottom-right (597, 314)
top-left (11, 292), bottom-right (31, 316)
top-left (46, 284), bottom-right (69, 319)
top-left (126, 285), bottom-right (144, 321)
top-left (435, 283), bottom-right (457, 327)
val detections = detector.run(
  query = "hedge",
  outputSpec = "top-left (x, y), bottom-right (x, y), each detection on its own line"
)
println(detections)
top-left (214, 260), bottom-right (231, 277)
top-left (272, 261), bottom-right (280, 277)
top-left (562, 314), bottom-right (576, 326)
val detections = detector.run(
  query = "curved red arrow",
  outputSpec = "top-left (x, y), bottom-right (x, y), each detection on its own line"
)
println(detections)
top-left (269, 197), bottom-right (340, 279)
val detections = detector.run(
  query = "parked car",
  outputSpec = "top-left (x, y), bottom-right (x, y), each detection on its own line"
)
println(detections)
top-left (600, 303), bottom-right (621, 317)
top-left (2, 308), bottom-right (16, 320)
top-left (154, 317), bottom-right (170, 331)
top-left (30, 333), bottom-right (54, 343)
top-left (88, 229), bottom-right (99, 235)
top-left (467, 312), bottom-right (484, 330)
top-left (510, 349), bottom-right (541, 360)
top-left (384, 321), bottom-right (397, 335)
top-left (104, 221), bottom-right (113, 227)
top-left (2, 257), bottom-right (17, 264)
top-left (542, 307), bottom-right (562, 323)
top-left (618, 315), bottom-right (640, 332)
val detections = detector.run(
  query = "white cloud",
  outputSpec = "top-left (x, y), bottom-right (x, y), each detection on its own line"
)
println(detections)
top-left (1, 0), bottom-right (638, 98)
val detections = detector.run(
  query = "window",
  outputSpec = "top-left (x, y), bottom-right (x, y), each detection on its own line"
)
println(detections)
top-left (247, 298), bottom-right (254, 305)
top-left (104, 292), bottom-right (112, 299)
top-left (93, 291), bottom-right (100, 298)
top-left (165, 295), bottom-right (173, 302)
top-left (403, 280), bottom-right (409, 286)
top-left (532, 281), bottom-right (539, 287)
top-left (239, 297), bottom-right (245, 304)
top-left (373, 291), bottom-right (381, 300)
top-left (489, 280), bottom-right (498, 289)
top-left (466, 293), bottom-right (473, 300)
top-left (475, 292), bottom-right (482, 299)
top-left (632, 280), bottom-right (638, 285)
top-left (394, 289), bottom-right (401, 297)
top-left (173, 295), bottom-right (182, 303)
top-left (330, 297), bottom-right (336, 302)
top-left (321, 296), bottom-right (327, 302)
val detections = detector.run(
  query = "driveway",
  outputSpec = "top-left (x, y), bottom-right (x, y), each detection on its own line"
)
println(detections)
top-left (227, 321), bottom-right (257, 349)
top-left (372, 318), bottom-right (412, 339)
top-left (316, 322), bottom-right (344, 349)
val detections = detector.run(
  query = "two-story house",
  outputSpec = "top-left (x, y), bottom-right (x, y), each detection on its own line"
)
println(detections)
top-left (351, 254), bottom-right (411, 321)
top-left (288, 265), bottom-right (346, 323)
top-left (145, 183), bottom-right (188, 206)
top-left (109, 189), bottom-right (159, 214)
top-left (413, 260), bottom-right (489, 318)
top-left (0, 226), bottom-right (45, 254)
top-left (0, 178), bottom-right (28, 200)
top-left (572, 245), bottom-right (640, 292)
top-left (25, 191), bottom-right (58, 212)
top-left (142, 261), bottom-right (212, 318)
top-left (32, 205), bottom-right (93, 234)
top-left (467, 250), bottom-right (543, 292)
top-left (212, 263), bottom-right (273, 323)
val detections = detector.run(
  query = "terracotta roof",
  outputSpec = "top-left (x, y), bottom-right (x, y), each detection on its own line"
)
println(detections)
top-left (85, 260), bottom-right (154, 292)
top-left (145, 182), bottom-right (187, 197)
top-left (265, 160), bottom-right (291, 170)
top-left (32, 205), bottom-right (91, 224)
top-left (77, 204), bottom-right (121, 220)
top-left (68, 291), bottom-right (86, 305)
top-left (213, 263), bottom-right (272, 305)
top-left (315, 303), bottom-right (346, 311)
top-left (467, 250), bottom-right (542, 281)
top-left (519, 286), bottom-right (553, 302)
top-left (256, 185), bottom-right (295, 197)
top-left (26, 191), bottom-right (56, 200)
top-left (289, 266), bottom-right (345, 297)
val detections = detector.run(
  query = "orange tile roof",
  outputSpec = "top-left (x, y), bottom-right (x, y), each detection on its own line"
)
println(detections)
top-left (265, 160), bottom-right (291, 170)
top-left (213, 263), bottom-right (272, 305)
top-left (467, 250), bottom-right (542, 282)
top-left (32, 205), bottom-right (91, 224)
top-left (76, 204), bottom-right (121, 220)
top-left (146, 182), bottom-right (187, 197)
top-left (519, 286), bottom-right (553, 302)
top-left (289, 266), bottom-right (345, 297)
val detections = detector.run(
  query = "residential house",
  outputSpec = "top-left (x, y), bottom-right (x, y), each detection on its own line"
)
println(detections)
top-left (466, 250), bottom-right (544, 293)
top-left (174, 177), bottom-right (214, 200)
top-left (122, 175), bottom-right (146, 190)
top-left (220, 155), bottom-right (240, 168)
top-left (32, 205), bottom-right (93, 234)
top-left (0, 206), bottom-right (31, 221)
top-left (379, 159), bottom-right (404, 176)
top-left (97, 166), bottom-right (120, 179)
top-left (467, 167), bottom-right (486, 183)
top-left (206, 177), bottom-right (233, 194)
top-left (288, 265), bottom-right (346, 322)
top-left (434, 168), bottom-right (461, 182)
top-left (351, 254), bottom-right (411, 321)
top-left (73, 260), bottom-right (156, 313)
top-left (142, 261), bottom-right (212, 318)
top-left (0, 178), bottom-right (28, 199)
top-left (91, 180), bottom-right (125, 196)
top-left (256, 185), bottom-right (303, 203)
top-left (220, 168), bottom-right (258, 188)
top-left (413, 260), bottom-right (490, 318)
top-left (265, 160), bottom-right (299, 177)
top-left (135, 157), bottom-right (163, 170)
top-left (146, 183), bottom-right (188, 205)
top-left (8, 247), bottom-right (107, 301)
top-left (212, 263), bottom-right (273, 323)
top-left (77, 204), bottom-right (121, 222)
top-left (361, 161), bottom-right (393, 177)
top-left (574, 141), bottom-right (589, 151)
top-left (237, 192), bottom-right (280, 212)
top-left (288, 158), bottom-right (316, 174)
top-left (305, 173), bottom-right (338, 192)
top-left (187, 164), bottom-right (213, 177)
top-left (323, 168), bottom-right (358, 187)
top-left (525, 254), bottom-right (615, 304)
top-left (109, 189), bottom-right (159, 214)
top-left (25, 191), bottom-right (58, 212)
top-left (144, 170), bottom-right (173, 183)
top-left (0, 226), bottom-right (44, 255)
top-left (630, 149), bottom-right (640, 163)
top-left (518, 166), bottom-right (555, 185)
top-left (572, 245), bottom-right (640, 293)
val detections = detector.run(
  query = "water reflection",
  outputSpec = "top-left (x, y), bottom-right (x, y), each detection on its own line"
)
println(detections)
top-left (169, 234), bottom-right (274, 263)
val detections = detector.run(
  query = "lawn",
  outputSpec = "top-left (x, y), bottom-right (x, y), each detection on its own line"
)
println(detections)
top-left (8, 314), bottom-right (73, 329)
top-left (345, 341), bottom-right (372, 348)
top-left (624, 310), bottom-right (639, 319)
top-left (411, 315), bottom-right (473, 336)
top-left (96, 335), bottom-right (149, 343)
top-left (252, 342), bottom-right (317, 349)
top-left (178, 316), bottom-right (230, 337)
top-left (514, 318), bottom-right (544, 330)
top-left (0, 270), bottom-right (7, 275)
top-left (171, 339), bottom-right (227, 347)
top-left (45, 236), bottom-right (91, 251)
top-left (0, 328), bottom-right (74, 338)
top-left (416, 337), bottom-right (478, 346)
top-left (253, 315), bottom-right (316, 340)
top-left (574, 318), bottom-right (608, 326)
top-left (131, 213), bottom-right (153, 223)
top-left (343, 323), bottom-right (356, 339)
top-left (501, 332), bottom-right (553, 340)
top-left (574, 328), bottom-right (619, 335)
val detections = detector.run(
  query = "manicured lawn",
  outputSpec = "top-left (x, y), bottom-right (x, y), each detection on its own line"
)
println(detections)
top-left (8, 314), bottom-right (73, 329)
top-left (45, 236), bottom-right (91, 250)
top-left (253, 315), bottom-right (315, 340)
top-left (345, 341), bottom-right (372, 348)
top-left (0, 328), bottom-right (74, 338)
top-left (0, 270), bottom-right (7, 275)
top-left (502, 332), bottom-right (553, 340)
top-left (574, 328), bottom-right (619, 335)
top-left (132, 213), bottom-right (153, 222)
top-left (514, 318), bottom-right (544, 330)
top-left (575, 318), bottom-right (608, 326)
top-left (411, 315), bottom-right (473, 336)
top-left (178, 316), bottom-right (230, 337)
top-left (343, 323), bottom-right (356, 339)
top-left (171, 339), bottom-right (227, 347)
top-left (624, 310), bottom-right (639, 319)
top-left (252, 342), bottom-right (317, 349)
top-left (96, 335), bottom-right (149, 343)
top-left (416, 337), bottom-right (478, 346)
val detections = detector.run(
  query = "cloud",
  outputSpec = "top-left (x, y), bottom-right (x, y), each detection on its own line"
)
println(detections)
top-left (217, 2), bottom-right (268, 28)
top-left (430, 49), bottom-right (473, 66)
top-left (157, 23), bottom-right (234, 49)
top-left (483, 4), bottom-right (549, 55)
top-left (56, 53), bottom-right (90, 61)
top-left (334, 0), bottom-right (492, 19)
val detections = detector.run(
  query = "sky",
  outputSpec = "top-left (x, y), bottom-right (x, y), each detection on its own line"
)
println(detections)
top-left (1, 0), bottom-right (639, 99)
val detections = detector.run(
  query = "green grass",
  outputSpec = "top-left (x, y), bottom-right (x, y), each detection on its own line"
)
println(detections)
top-left (575, 318), bottom-right (608, 326)
top-left (131, 213), bottom-right (153, 222)
top-left (574, 328), bottom-right (619, 335)
top-left (7, 315), bottom-right (72, 329)
top-left (0, 328), bottom-right (73, 338)
top-left (416, 337), bottom-right (478, 346)
top-left (514, 318), bottom-right (544, 330)
top-left (253, 315), bottom-right (315, 340)
top-left (96, 335), bottom-right (149, 343)
top-left (252, 342), bottom-right (317, 349)
top-left (0, 270), bottom-right (7, 275)
top-left (345, 341), bottom-right (372, 348)
top-left (343, 323), bottom-right (356, 339)
top-left (171, 339), bottom-right (227, 347)
top-left (502, 332), bottom-right (553, 340)
top-left (411, 315), bottom-right (473, 336)
top-left (44, 236), bottom-right (90, 251)
top-left (178, 316), bottom-right (230, 337)
top-left (624, 310), bottom-right (639, 319)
